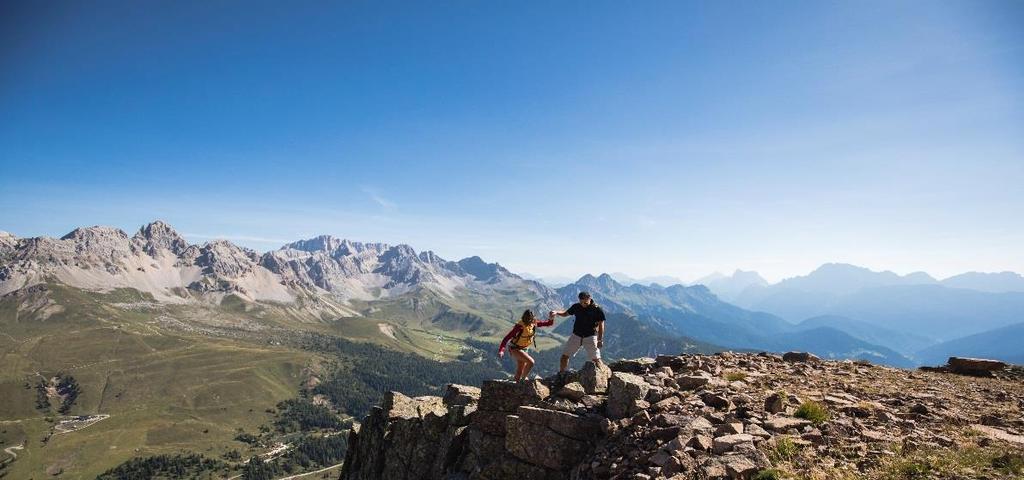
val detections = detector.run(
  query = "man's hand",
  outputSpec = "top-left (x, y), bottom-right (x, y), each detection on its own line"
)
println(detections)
top-left (548, 311), bottom-right (555, 321)
top-left (498, 350), bottom-right (505, 358)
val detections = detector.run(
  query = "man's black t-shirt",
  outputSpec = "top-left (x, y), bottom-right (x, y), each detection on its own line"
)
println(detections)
top-left (566, 302), bottom-right (606, 338)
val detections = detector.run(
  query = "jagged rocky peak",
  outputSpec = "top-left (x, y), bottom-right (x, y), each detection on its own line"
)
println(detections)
top-left (341, 353), bottom-right (1024, 480)
top-left (386, 243), bottom-right (418, 257)
top-left (54, 225), bottom-right (132, 259)
top-left (420, 250), bottom-right (464, 272)
top-left (0, 231), bottom-right (17, 251)
top-left (376, 244), bottom-right (438, 287)
top-left (284, 235), bottom-right (344, 253)
top-left (281, 235), bottom-right (390, 257)
top-left (457, 255), bottom-right (514, 282)
top-left (132, 220), bottom-right (188, 256)
top-left (60, 225), bottom-right (129, 242)
top-left (190, 239), bottom-right (259, 278)
top-left (576, 272), bottom-right (621, 291)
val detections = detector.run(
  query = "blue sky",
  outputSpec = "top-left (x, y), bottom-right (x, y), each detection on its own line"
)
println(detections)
top-left (1, 1), bottom-right (1022, 282)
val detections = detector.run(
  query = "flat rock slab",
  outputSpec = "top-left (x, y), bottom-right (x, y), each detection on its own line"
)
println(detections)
top-left (712, 433), bottom-right (755, 454)
top-left (676, 374), bottom-right (712, 390)
top-left (516, 406), bottom-right (601, 441)
top-left (971, 424), bottom-right (1024, 445)
top-left (764, 417), bottom-right (812, 432)
top-left (783, 351), bottom-right (821, 363)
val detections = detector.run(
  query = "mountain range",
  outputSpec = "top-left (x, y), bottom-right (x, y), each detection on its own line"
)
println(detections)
top-left (697, 264), bottom-right (1024, 363)
top-left (551, 274), bottom-right (914, 367)
top-left (0, 221), bottom-right (560, 332)
top-left (2, 221), bottom-right (1022, 366)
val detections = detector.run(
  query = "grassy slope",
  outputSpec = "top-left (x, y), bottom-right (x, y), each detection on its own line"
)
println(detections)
top-left (0, 283), bottom-right (550, 479)
top-left (0, 286), bottom-right (315, 479)
top-left (0, 281), bottom-right (572, 478)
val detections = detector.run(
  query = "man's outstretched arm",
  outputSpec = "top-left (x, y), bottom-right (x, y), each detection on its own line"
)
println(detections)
top-left (596, 321), bottom-right (605, 348)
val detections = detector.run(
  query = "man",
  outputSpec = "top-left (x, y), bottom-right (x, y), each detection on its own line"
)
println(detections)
top-left (551, 291), bottom-right (605, 372)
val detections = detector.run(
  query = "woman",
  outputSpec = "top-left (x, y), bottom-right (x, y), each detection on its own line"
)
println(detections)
top-left (498, 309), bottom-right (555, 382)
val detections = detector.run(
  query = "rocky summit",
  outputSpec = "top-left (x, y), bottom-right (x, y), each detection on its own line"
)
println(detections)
top-left (340, 352), bottom-right (1024, 480)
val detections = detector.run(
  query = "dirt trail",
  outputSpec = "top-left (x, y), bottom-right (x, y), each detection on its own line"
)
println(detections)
top-left (3, 443), bottom-right (24, 460)
top-left (274, 462), bottom-right (343, 479)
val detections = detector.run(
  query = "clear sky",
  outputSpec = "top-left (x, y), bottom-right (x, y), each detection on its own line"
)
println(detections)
top-left (1, 1), bottom-right (1022, 282)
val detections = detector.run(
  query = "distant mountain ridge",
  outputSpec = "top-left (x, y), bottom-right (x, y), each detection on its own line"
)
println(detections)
top-left (691, 269), bottom-right (768, 302)
top-left (940, 271), bottom-right (1024, 293)
top-left (554, 273), bottom-right (915, 367)
top-left (915, 322), bottom-right (1024, 365)
top-left (720, 263), bottom-right (1024, 364)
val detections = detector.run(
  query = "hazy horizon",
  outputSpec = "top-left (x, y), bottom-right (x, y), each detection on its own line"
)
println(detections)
top-left (2, 1), bottom-right (1022, 282)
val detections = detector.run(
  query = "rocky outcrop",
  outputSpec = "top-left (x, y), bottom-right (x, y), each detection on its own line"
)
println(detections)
top-left (131, 220), bottom-right (188, 257)
top-left (947, 357), bottom-right (1009, 376)
top-left (341, 377), bottom-right (586, 480)
top-left (340, 390), bottom-right (473, 480)
top-left (341, 353), bottom-right (1024, 480)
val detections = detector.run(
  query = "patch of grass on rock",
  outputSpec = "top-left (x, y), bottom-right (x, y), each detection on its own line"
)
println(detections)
top-left (767, 436), bottom-right (800, 463)
top-left (880, 446), bottom-right (1023, 479)
top-left (725, 371), bottom-right (748, 382)
top-left (752, 468), bottom-right (785, 480)
top-left (794, 401), bottom-right (829, 425)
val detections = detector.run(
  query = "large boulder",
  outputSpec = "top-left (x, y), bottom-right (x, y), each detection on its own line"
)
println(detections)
top-left (607, 372), bottom-right (651, 419)
top-left (478, 380), bottom-right (550, 413)
top-left (555, 382), bottom-right (586, 401)
top-left (443, 384), bottom-right (481, 407)
top-left (783, 351), bottom-right (821, 363)
top-left (609, 357), bottom-right (656, 374)
top-left (947, 357), bottom-right (1008, 376)
top-left (764, 392), bottom-right (785, 413)
top-left (655, 354), bottom-right (688, 371)
top-left (472, 379), bottom-right (551, 436)
top-left (579, 360), bottom-right (612, 394)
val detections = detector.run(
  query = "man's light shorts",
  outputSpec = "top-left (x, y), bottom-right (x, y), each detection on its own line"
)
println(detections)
top-left (561, 334), bottom-right (601, 360)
